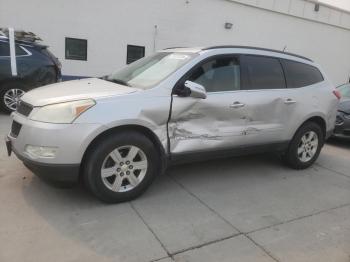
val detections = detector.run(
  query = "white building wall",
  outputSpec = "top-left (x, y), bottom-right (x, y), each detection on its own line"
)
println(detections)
top-left (1, 0), bottom-right (350, 85)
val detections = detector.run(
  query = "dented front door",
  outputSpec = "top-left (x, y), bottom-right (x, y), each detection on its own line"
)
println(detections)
top-left (169, 92), bottom-right (247, 154)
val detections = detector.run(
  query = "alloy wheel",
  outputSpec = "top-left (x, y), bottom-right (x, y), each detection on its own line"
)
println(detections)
top-left (100, 145), bottom-right (148, 192)
top-left (4, 88), bottom-right (25, 111)
top-left (297, 131), bottom-right (319, 163)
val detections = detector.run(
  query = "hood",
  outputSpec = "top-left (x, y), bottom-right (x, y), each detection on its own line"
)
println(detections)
top-left (339, 98), bottom-right (350, 114)
top-left (22, 78), bottom-right (140, 106)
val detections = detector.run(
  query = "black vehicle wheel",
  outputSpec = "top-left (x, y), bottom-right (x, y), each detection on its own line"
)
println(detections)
top-left (83, 131), bottom-right (160, 203)
top-left (283, 122), bottom-right (324, 169)
top-left (0, 82), bottom-right (26, 113)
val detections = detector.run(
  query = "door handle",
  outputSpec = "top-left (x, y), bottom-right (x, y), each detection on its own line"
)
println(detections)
top-left (230, 101), bottom-right (245, 109)
top-left (284, 98), bottom-right (297, 105)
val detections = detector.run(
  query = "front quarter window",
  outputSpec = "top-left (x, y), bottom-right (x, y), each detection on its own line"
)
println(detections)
top-left (106, 52), bottom-right (196, 89)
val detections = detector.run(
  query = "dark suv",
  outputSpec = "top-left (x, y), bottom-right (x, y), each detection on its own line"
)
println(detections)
top-left (0, 29), bottom-right (61, 112)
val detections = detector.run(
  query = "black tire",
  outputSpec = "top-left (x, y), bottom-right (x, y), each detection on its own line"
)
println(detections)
top-left (0, 82), bottom-right (27, 113)
top-left (283, 121), bottom-right (324, 169)
top-left (83, 131), bottom-right (160, 203)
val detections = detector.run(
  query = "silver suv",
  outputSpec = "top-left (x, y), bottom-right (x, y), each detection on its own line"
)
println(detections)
top-left (6, 46), bottom-right (339, 203)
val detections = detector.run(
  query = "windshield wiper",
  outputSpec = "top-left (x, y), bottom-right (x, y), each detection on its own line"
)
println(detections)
top-left (112, 79), bottom-right (131, 87)
top-left (100, 75), bottom-right (131, 87)
top-left (102, 76), bottom-right (131, 87)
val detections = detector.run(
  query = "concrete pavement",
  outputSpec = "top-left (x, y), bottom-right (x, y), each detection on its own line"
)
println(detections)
top-left (0, 112), bottom-right (349, 262)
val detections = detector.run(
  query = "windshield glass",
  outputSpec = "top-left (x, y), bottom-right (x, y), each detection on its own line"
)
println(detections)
top-left (106, 52), bottom-right (197, 89)
top-left (338, 84), bottom-right (350, 98)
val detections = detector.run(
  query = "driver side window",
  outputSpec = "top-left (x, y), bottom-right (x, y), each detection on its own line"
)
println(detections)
top-left (188, 56), bottom-right (241, 92)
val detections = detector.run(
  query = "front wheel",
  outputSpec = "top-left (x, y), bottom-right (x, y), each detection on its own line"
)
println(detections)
top-left (283, 122), bottom-right (324, 169)
top-left (83, 131), bottom-right (160, 203)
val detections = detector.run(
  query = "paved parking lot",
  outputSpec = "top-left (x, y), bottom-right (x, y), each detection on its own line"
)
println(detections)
top-left (1, 112), bottom-right (350, 262)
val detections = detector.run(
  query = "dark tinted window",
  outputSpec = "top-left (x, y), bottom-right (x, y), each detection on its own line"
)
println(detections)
top-left (242, 55), bottom-right (285, 90)
top-left (189, 56), bottom-right (240, 92)
top-left (281, 60), bottom-right (324, 88)
top-left (0, 41), bottom-right (10, 56)
top-left (0, 42), bottom-right (28, 56)
top-left (127, 45), bottom-right (145, 64)
top-left (65, 38), bottom-right (87, 60)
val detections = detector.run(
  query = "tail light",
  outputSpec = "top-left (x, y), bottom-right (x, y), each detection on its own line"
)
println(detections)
top-left (333, 90), bottom-right (342, 100)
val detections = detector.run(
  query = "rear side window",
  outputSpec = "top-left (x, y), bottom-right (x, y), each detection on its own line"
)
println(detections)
top-left (241, 55), bottom-right (286, 90)
top-left (0, 41), bottom-right (10, 56)
top-left (0, 42), bottom-right (27, 56)
top-left (281, 60), bottom-right (324, 88)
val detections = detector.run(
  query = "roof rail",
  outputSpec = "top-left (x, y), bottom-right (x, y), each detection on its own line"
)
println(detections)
top-left (203, 45), bottom-right (313, 62)
top-left (163, 46), bottom-right (189, 50)
top-left (0, 28), bottom-right (42, 43)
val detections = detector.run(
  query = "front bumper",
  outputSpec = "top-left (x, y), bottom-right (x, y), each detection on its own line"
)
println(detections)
top-left (6, 137), bottom-right (80, 183)
top-left (16, 148), bottom-right (80, 183)
top-left (7, 112), bottom-right (105, 182)
top-left (333, 112), bottom-right (350, 138)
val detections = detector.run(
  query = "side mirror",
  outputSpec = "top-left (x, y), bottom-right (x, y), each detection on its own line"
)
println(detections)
top-left (184, 81), bottom-right (207, 99)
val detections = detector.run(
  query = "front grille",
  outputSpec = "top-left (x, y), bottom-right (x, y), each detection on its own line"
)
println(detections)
top-left (17, 101), bottom-right (33, 117)
top-left (335, 115), bottom-right (344, 125)
top-left (343, 130), bottom-right (350, 136)
top-left (10, 121), bottom-right (22, 138)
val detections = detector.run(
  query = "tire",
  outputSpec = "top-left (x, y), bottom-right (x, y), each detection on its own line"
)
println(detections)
top-left (83, 131), bottom-right (160, 203)
top-left (283, 122), bottom-right (324, 169)
top-left (0, 82), bottom-right (27, 113)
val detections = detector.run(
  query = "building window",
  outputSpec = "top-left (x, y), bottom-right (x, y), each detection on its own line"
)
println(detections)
top-left (127, 45), bottom-right (145, 64)
top-left (65, 37), bottom-right (87, 61)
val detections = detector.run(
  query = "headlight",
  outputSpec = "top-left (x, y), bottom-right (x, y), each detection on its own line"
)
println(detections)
top-left (30, 99), bottom-right (95, 124)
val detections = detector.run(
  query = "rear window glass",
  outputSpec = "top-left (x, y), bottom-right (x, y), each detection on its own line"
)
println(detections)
top-left (16, 45), bottom-right (27, 56)
top-left (0, 42), bottom-right (27, 56)
top-left (338, 84), bottom-right (350, 98)
top-left (281, 60), bottom-right (324, 88)
top-left (242, 55), bottom-right (286, 90)
top-left (0, 41), bottom-right (10, 56)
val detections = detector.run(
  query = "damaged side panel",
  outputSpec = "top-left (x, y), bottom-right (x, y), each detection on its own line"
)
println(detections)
top-left (169, 94), bottom-right (247, 154)
top-left (242, 89), bottom-right (299, 145)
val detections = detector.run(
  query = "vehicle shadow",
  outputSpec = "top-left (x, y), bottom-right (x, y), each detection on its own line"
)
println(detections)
top-left (20, 153), bottom-right (287, 259)
top-left (0, 112), bottom-right (12, 132)
top-left (327, 137), bottom-right (350, 149)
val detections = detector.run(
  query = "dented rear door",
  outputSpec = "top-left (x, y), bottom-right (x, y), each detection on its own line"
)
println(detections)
top-left (240, 54), bottom-right (298, 145)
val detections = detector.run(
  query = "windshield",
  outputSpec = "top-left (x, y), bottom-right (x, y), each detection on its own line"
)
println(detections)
top-left (338, 84), bottom-right (350, 98)
top-left (106, 52), bottom-right (197, 89)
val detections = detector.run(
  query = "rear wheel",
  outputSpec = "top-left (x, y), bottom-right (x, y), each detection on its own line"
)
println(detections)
top-left (283, 122), bottom-right (324, 169)
top-left (0, 82), bottom-right (26, 113)
top-left (84, 131), bottom-right (159, 203)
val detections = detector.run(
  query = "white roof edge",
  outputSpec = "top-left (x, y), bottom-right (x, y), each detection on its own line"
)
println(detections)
top-left (306, 0), bottom-right (350, 15)
top-left (159, 47), bottom-right (203, 53)
top-left (161, 46), bottom-right (313, 63)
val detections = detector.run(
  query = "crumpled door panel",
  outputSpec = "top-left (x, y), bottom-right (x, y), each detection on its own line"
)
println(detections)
top-left (169, 94), bottom-right (247, 154)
